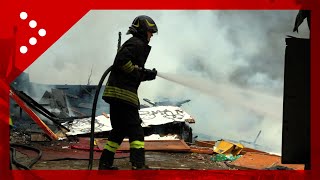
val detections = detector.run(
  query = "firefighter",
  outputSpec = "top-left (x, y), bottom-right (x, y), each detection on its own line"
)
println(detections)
top-left (99, 15), bottom-right (158, 170)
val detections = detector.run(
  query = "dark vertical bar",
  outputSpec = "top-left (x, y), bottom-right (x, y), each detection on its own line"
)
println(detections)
top-left (281, 36), bottom-right (310, 169)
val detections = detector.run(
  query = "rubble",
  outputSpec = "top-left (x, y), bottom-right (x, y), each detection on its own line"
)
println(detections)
top-left (9, 72), bottom-right (305, 170)
top-left (61, 105), bottom-right (194, 138)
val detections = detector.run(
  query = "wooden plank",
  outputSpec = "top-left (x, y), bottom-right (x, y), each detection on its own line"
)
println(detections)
top-left (195, 140), bottom-right (267, 154)
top-left (9, 89), bottom-right (58, 140)
top-left (190, 147), bottom-right (213, 154)
top-left (95, 139), bottom-right (190, 152)
top-left (195, 140), bottom-right (215, 148)
top-left (229, 152), bottom-right (305, 170)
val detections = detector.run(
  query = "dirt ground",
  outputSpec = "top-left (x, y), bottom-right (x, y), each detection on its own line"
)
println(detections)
top-left (10, 130), bottom-right (237, 170)
top-left (9, 130), bottom-right (305, 171)
top-left (12, 150), bottom-right (235, 170)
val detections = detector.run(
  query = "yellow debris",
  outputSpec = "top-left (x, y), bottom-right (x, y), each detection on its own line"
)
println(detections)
top-left (213, 139), bottom-right (244, 156)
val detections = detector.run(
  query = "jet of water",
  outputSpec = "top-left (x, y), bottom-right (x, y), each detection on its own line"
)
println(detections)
top-left (157, 72), bottom-right (283, 120)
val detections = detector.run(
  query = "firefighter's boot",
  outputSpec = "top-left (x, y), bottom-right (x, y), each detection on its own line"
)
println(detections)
top-left (130, 148), bottom-right (150, 170)
top-left (98, 149), bottom-right (118, 170)
top-left (132, 162), bottom-right (151, 170)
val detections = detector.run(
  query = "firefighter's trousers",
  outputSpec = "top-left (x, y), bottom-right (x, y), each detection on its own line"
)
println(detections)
top-left (101, 100), bottom-right (145, 165)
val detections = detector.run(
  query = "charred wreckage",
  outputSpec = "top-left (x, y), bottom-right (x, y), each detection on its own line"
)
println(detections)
top-left (10, 72), bottom-right (194, 142)
top-left (9, 72), bottom-right (195, 170)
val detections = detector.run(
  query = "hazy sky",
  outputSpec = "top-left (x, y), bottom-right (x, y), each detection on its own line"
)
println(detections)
top-left (25, 10), bottom-right (310, 154)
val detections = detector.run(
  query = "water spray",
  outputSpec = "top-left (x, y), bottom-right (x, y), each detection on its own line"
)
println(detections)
top-left (156, 72), bottom-right (283, 120)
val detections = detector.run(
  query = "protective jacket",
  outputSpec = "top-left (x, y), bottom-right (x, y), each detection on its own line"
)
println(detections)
top-left (102, 36), bottom-right (151, 108)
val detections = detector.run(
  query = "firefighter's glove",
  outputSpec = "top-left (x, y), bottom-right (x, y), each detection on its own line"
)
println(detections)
top-left (142, 68), bottom-right (157, 81)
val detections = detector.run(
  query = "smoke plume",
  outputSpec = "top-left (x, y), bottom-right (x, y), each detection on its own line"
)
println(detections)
top-left (25, 10), bottom-right (310, 154)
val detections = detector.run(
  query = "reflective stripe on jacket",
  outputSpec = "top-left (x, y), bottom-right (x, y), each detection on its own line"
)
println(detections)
top-left (103, 85), bottom-right (139, 107)
top-left (102, 36), bottom-right (151, 108)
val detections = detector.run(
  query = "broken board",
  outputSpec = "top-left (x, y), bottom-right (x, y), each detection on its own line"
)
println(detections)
top-left (94, 138), bottom-right (190, 152)
top-left (228, 152), bottom-right (305, 170)
top-left (14, 146), bottom-right (129, 161)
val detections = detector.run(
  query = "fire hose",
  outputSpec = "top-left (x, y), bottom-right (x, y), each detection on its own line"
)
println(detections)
top-left (88, 65), bottom-right (113, 170)
top-left (88, 32), bottom-right (122, 170)
top-left (10, 143), bottom-right (42, 170)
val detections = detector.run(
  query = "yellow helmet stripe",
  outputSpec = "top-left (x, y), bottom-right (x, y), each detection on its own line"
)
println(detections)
top-left (145, 19), bottom-right (155, 27)
top-left (132, 20), bottom-right (139, 27)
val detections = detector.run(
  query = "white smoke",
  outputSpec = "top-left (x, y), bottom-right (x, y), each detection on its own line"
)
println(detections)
top-left (25, 10), bottom-right (310, 154)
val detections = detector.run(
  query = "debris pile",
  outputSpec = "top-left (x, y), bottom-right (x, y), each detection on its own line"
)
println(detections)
top-left (9, 72), bottom-right (305, 170)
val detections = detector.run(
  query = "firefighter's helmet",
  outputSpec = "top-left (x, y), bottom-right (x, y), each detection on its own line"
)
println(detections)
top-left (126, 15), bottom-right (158, 36)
